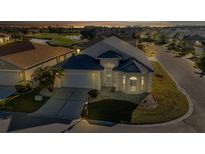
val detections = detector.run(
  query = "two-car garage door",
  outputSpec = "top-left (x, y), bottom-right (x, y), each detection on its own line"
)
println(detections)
top-left (61, 73), bottom-right (93, 89)
top-left (0, 70), bottom-right (22, 86)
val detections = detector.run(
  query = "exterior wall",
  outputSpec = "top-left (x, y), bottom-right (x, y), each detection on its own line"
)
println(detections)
top-left (100, 58), bottom-right (120, 68)
top-left (24, 53), bottom-right (72, 81)
top-left (58, 69), bottom-right (102, 90)
top-left (0, 36), bottom-right (10, 43)
top-left (100, 58), bottom-right (120, 87)
top-left (115, 71), bottom-right (152, 94)
top-left (195, 46), bottom-right (204, 57)
top-left (0, 69), bottom-right (23, 86)
top-left (24, 58), bottom-right (58, 80)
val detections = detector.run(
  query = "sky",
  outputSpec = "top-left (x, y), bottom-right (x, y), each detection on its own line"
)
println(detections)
top-left (1, 21), bottom-right (205, 27)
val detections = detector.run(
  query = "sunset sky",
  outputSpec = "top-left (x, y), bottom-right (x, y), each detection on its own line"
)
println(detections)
top-left (0, 21), bottom-right (205, 27)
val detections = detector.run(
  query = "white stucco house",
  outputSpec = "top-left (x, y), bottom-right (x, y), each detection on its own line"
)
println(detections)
top-left (57, 36), bottom-right (154, 94)
top-left (0, 33), bottom-right (10, 44)
top-left (0, 41), bottom-right (73, 86)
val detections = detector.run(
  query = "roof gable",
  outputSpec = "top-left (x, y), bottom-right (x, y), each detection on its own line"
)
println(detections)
top-left (98, 50), bottom-right (122, 58)
top-left (113, 58), bottom-right (153, 73)
top-left (82, 36), bottom-right (153, 71)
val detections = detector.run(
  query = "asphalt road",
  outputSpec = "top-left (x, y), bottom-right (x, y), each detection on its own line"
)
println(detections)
top-left (155, 47), bottom-right (205, 133)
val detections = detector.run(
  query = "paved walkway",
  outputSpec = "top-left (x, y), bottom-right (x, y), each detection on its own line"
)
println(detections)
top-left (34, 88), bottom-right (89, 120)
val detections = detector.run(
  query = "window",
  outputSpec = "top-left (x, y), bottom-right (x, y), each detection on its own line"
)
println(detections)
top-left (130, 80), bottom-right (137, 86)
top-left (141, 76), bottom-right (144, 90)
top-left (129, 77), bottom-right (137, 92)
top-left (123, 75), bottom-right (126, 90)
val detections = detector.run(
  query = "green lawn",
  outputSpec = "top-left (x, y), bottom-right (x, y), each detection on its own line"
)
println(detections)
top-left (131, 62), bottom-right (189, 124)
top-left (0, 88), bottom-right (49, 113)
top-left (25, 33), bottom-right (82, 47)
top-left (86, 62), bottom-right (189, 124)
top-left (86, 100), bottom-right (137, 123)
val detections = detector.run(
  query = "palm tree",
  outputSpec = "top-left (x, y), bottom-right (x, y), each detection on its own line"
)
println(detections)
top-left (32, 66), bottom-right (63, 92)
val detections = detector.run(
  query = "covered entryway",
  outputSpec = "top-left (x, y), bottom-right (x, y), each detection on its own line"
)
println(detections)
top-left (0, 70), bottom-right (22, 86)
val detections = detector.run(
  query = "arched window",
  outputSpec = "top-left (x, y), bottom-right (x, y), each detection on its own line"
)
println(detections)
top-left (129, 77), bottom-right (138, 92)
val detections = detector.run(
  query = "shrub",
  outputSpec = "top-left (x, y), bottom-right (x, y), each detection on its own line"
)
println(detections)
top-left (111, 87), bottom-right (116, 92)
top-left (15, 81), bottom-right (32, 93)
top-left (88, 89), bottom-right (99, 98)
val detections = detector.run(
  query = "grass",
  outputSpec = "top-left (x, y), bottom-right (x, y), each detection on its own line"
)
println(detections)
top-left (86, 99), bottom-right (137, 123)
top-left (25, 33), bottom-right (82, 47)
top-left (0, 88), bottom-right (49, 113)
top-left (86, 62), bottom-right (189, 124)
top-left (131, 62), bottom-right (189, 124)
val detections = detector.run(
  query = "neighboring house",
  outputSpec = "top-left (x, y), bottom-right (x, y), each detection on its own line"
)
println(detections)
top-left (0, 41), bottom-right (73, 86)
top-left (57, 36), bottom-right (153, 94)
top-left (184, 34), bottom-right (205, 44)
top-left (0, 33), bottom-right (10, 44)
top-left (194, 42), bottom-right (205, 57)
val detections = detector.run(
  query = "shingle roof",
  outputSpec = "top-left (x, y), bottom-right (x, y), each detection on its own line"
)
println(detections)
top-left (113, 58), bottom-right (140, 73)
top-left (82, 36), bottom-right (153, 71)
top-left (0, 41), bottom-right (35, 57)
top-left (113, 58), bottom-right (153, 73)
top-left (0, 41), bottom-right (73, 69)
top-left (98, 50), bottom-right (122, 58)
top-left (184, 34), bottom-right (205, 41)
top-left (60, 54), bottom-right (104, 70)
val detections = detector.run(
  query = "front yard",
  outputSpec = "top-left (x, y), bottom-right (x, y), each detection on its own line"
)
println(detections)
top-left (0, 88), bottom-right (49, 113)
top-left (131, 62), bottom-right (189, 124)
top-left (85, 62), bottom-right (189, 124)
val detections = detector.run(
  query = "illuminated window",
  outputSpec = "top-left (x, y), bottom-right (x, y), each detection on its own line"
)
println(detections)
top-left (129, 77), bottom-right (137, 92)
top-left (141, 76), bottom-right (144, 90)
top-left (123, 75), bottom-right (126, 90)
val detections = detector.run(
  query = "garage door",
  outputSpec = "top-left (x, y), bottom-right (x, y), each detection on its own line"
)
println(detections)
top-left (61, 73), bottom-right (93, 88)
top-left (0, 70), bottom-right (22, 86)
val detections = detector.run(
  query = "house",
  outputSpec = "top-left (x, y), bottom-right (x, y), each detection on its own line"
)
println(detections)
top-left (0, 41), bottom-right (73, 86)
top-left (184, 34), bottom-right (205, 44)
top-left (57, 36), bottom-right (153, 94)
top-left (0, 33), bottom-right (10, 44)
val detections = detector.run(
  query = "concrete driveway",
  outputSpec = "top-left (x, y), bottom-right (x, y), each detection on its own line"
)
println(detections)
top-left (34, 88), bottom-right (90, 120)
top-left (0, 86), bottom-right (16, 99)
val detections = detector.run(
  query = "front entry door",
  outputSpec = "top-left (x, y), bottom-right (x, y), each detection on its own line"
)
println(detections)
top-left (105, 69), bottom-right (113, 87)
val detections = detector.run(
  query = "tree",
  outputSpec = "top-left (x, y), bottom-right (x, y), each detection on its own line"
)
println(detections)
top-left (197, 56), bottom-right (205, 76)
top-left (32, 66), bottom-right (63, 92)
top-left (80, 29), bottom-right (96, 40)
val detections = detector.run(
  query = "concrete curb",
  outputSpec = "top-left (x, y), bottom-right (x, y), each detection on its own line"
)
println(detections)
top-left (115, 59), bottom-right (193, 128)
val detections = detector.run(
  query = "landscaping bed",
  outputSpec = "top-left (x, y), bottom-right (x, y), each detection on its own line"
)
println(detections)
top-left (0, 88), bottom-right (49, 113)
top-left (85, 62), bottom-right (189, 124)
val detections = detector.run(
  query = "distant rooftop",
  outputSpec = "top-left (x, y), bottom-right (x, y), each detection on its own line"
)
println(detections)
top-left (0, 41), bottom-right (73, 69)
